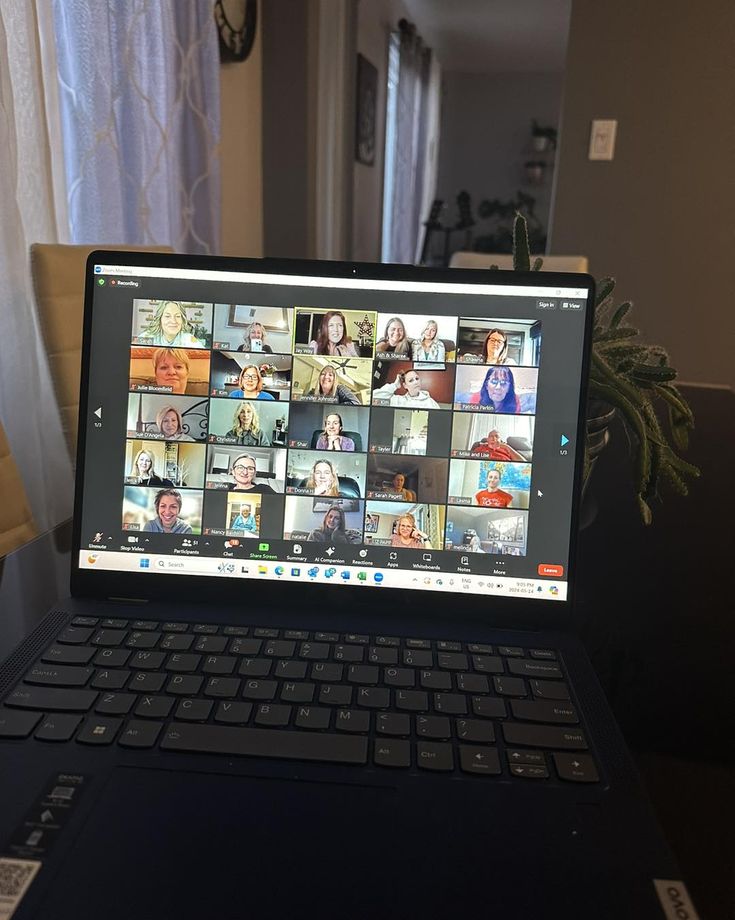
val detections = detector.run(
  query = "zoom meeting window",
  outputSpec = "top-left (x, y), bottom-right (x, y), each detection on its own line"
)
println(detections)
top-left (80, 266), bottom-right (589, 602)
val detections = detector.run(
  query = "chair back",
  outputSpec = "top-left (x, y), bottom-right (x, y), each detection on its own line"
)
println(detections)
top-left (449, 252), bottom-right (588, 272)
top-left (0, 419), bottom-right (37, 557)
top-left (31, 243), bottom-right (173, 460)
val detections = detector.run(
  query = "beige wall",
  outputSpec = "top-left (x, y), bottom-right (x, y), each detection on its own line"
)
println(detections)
top-left (551, 0), bottom-right (735, 387)
top-left (219, 27), bottom-right (263, 257)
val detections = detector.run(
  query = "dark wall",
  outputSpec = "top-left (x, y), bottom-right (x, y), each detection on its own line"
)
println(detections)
top-left (551, 0), bottom-right (735, 387)
top-left (262, 0), bottom-right (311, 258)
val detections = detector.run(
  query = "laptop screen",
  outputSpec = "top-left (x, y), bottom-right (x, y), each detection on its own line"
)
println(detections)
top-left (77, 257), bottom-right (592, 604)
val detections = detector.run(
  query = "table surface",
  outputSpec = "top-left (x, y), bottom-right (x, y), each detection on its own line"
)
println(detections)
top-left (1, 384), bottom-right (733, 917)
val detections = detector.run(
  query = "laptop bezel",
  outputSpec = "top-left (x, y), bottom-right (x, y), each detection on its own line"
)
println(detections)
top-left (71, 250), bottom-right (595, 633)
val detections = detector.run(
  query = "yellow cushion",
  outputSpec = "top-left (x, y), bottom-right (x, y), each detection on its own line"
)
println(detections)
top-left (30, 244), bottom-right (173, 459)
top-left (0, 420), bottom-right (36, 558)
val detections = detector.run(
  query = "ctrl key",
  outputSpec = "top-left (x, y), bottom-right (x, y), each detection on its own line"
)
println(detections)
top-left (0, 707), bottom-right (42, 738)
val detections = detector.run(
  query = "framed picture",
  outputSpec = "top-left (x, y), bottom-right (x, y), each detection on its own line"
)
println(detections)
top-left (355, 54), bottom-right (377, 166)
top-left (364, 512), bottom-right (380, 533)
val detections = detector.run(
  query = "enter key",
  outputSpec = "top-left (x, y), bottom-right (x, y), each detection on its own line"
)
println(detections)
top-left (510, 699), bottom-right (579, 724)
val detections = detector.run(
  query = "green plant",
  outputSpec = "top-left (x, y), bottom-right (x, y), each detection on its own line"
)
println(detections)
top-left (510, 212), bottom-right (699, 524)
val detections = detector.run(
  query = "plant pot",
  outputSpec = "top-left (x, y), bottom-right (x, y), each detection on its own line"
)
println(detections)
top-left (580, 401), bottom-right (616, 529)
top-left (524, 163), bottom-right (545, 185)
top-left (532, 135), bottom-right (549, 153)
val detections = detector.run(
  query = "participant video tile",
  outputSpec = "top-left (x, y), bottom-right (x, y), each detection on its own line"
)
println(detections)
top-left (363, 501), bottom-right (446, 551)
top-left (288, 402), bottom-right (370, 451)
top-left (448, 458), bottom-right (532, 509)
top-left (374, 313), bottom-right (458, 362)
top-left (293, 307), bottom-right (376, 358)
top-left (372, 360), bottom-right (455, 410)
top-left (368, 406), bottom-right (452, 457)
top-left (129, 347), bottom-right (211, 397)
top-left (212, 304), bottom-right (293, 354)
top-left (131, 300), bottom-right (213, 349)
top-left (126, 392), bottom-right (209, 443)
top-left (291, 355), bottom-right (373, 406)
top-left (444, 506), bottom-right (529, 556)
top-left (285, 450), bottom-right (367, 499)
top-left (208, 398), bottom-right (289, 448)
top-left (456, 317), bottom-right (542, 366)
top-left (122, 486), bottom-right (203, 535)
top-left (210, 351), bottom-right (292, 400)
top-left (124, 439), bottom-right (206, 489)
top-left (450, 413), bottom-right (535, 460)
top-left (454, 364), bottom-right (538, 414)
top-left (365, 455), bottom-right (448, 504)
top-left (283, 495), bottom-right (365, 544)
top-left (205, 445), bottom-right (287, 494)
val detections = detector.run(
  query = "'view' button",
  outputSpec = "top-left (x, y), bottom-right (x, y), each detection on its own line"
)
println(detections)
top-left (538, 564), bottom-right (564, 577)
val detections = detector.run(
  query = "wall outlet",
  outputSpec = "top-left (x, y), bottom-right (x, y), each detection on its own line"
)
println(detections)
top-left (589, 119), bottom-right (618, 161)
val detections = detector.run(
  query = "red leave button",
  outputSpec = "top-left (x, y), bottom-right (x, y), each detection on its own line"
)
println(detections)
top-left (538, 564), bottom-right (564, 577)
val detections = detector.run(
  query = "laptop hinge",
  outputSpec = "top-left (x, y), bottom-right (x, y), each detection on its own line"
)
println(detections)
top-left (107, 596), bottom-right (150, 605)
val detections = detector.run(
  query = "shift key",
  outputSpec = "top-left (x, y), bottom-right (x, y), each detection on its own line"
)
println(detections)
top-left (502, 723), bottom-right (588, 750)
top-left (5, 686), bottom-right (97, 712)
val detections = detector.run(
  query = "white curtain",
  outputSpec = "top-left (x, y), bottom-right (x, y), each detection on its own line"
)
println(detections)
top-left (51, 0), bottom-right (221, 253)
top-left (0, 0), bottom-right (73, 532)
top-left (383, 22), bottom-right (440, 265)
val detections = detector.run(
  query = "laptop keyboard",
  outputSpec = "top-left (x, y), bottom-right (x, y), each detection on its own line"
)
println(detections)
top-left (0, 617), bottom-right (599, 783)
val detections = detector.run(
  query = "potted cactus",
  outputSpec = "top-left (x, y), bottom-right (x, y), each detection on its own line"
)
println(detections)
top-left (509, 213), bottom-right (699, 523)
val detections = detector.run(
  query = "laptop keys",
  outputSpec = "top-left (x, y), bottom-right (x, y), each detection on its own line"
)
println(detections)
top-left (0, 708), bottom-right (43, 738)
top-left (35, 713), bottom-right (82, 742)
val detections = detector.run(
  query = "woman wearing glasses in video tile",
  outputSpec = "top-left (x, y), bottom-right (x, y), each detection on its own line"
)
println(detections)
top-left (471, 366), bottom-right (521, 413)
top-left (229, 365), bottom-right (275, 400)
top-left (228, 454), bottom-right (276, 493)
top-left (390, 513), bottom-right (431, 549)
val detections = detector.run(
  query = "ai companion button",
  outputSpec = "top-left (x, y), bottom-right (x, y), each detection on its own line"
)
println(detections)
top-left (538, 564), bottom-right (564, 577)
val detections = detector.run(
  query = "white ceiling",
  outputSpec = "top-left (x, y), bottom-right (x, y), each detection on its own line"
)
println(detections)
top-left (401, 0), bottom-right (572, 74)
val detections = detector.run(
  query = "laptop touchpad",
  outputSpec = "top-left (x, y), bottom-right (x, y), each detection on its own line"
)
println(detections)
top-left (37, 766), bottom-right (399, 919)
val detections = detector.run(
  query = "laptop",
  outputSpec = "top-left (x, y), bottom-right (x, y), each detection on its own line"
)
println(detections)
top-left (0, 251), bottom-right (693, 920)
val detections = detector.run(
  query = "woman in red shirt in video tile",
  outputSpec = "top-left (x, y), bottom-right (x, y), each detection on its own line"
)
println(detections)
top-left (475, 469), bottom-right (513, 508)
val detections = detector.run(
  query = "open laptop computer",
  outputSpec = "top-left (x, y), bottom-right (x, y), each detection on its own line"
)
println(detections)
top-left (0, 251), bottom-right (693, 919)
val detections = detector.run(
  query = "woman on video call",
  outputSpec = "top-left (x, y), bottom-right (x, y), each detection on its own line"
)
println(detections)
top-left (230, 503), bottom-right (258, 534)
top-left (226, 402), bottom-right (271, 446)
top-left (308, 506), bottom-right (358, 544)
top-left (155, 404), bottom-right (194, 441)
top-left (411, 320), bottom-right (445, 363)
top-left (129, 449), bottom-right (174, 487)
top-left (315, 413), bottom-right (355, 451)
top-left (229, 365), bottom-right (275, 400)
top-left (390, 512), bottom-right (432, 549)
top-left (308, 365), bottom-right (360, 406)
top-left (305, 459), bottom-right (341, 496)
top-left (376, 317), bottom-right (411, 356)
top-left (228, 454), bottom-right (276, 493)
top-left (152, 348), bottom-right (190, 395)
top-left (475, 468), bottom-right (514, 508)
top-left (142, 301), bottom-right (204, 348)
top-left (372, 368), bottom-right (440, 409)
top-left (472, 366), bottom-right (521, 413)
top-left (309, 311), bottom-right (358, 357)
top-left (238, 321), bottom-right (273, 354)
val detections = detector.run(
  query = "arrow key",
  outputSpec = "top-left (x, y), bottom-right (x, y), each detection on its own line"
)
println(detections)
top-left (553, 753), bottom-right (600, 783)
top-left (459, 745), bottom-right (501, 776)
top-left (510, 764), bottom-right (549, 779)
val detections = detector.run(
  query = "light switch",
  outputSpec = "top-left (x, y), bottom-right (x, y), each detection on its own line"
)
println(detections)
top-left (588, 119), bottom-right (618, 161)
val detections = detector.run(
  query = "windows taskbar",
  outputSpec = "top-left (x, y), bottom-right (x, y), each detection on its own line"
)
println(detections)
top-left (78, 550), bottom-right (568, 601)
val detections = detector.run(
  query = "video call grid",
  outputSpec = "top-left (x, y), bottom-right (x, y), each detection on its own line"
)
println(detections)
top-left (121, 300), bottom-right (542, 556)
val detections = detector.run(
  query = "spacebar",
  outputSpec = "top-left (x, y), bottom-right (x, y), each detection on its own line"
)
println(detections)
top-left (160, 723), bottom-right (368, 764)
